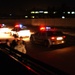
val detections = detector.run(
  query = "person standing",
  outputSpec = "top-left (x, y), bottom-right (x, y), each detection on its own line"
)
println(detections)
top-left (6, 39), bottom-right (10, 47)
top-left (10, 35), bottom-right (19, 48)
top-left (19, 36), bottom-right (26, 45)
top-left (14, 40), bottom-right (26, 54)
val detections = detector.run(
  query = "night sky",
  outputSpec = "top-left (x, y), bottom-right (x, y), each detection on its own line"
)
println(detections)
top-left (0, 0), bottom-right (75, 14)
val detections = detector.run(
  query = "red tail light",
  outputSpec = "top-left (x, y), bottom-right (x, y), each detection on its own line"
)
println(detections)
top-left (51, 37), bottom-right (56, 40)
top-left (63, 36), bottom-right (66, 38)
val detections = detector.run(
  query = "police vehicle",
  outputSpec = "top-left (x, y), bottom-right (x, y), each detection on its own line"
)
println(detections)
top-left (0, 24), bottom-right (11, 34)
top-left (10, 24), bottom-right (30, 38)
top-left (30, 26), bottom-right (66, 47)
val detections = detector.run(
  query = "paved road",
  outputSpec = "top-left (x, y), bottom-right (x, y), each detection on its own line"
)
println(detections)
top-left (0, 29), bottom-right (75, 75)
top-left (25, 35), bottom-right (75, 75)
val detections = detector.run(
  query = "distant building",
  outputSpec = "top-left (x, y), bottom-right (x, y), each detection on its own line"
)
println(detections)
top-left (24, 9), bottom-right (75, 19)
top-left (0, 9), bottom-right (75, 19)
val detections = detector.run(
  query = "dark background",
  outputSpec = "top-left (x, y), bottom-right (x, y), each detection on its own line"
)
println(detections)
top-left (0, 0), bottom-right (75, 14)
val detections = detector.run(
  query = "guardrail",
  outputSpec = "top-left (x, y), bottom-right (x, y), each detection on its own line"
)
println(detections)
top-left (0, 43), bottom-right (69, 75)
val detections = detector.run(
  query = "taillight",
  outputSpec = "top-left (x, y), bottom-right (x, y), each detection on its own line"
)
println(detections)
top-left (51, 37), bottom-right (56, 40)
top-left (63, 36), bottom-right (66, 38)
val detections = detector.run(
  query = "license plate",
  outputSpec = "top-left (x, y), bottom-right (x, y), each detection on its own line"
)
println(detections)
top-left (57, 37), bottom-right (63, 40)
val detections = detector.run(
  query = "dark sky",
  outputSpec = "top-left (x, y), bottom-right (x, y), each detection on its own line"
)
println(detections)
top-left (0, 0), bottom-right (75, 14)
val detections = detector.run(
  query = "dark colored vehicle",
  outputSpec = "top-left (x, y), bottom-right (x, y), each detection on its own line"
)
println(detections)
top-left (30, 27), bottom-right (66, 47)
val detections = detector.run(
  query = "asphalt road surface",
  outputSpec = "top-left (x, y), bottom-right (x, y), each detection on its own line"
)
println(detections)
top-left (0, 31), bottom-right (75, 75)
top-left (25, 35), bottom-right (75, 75)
